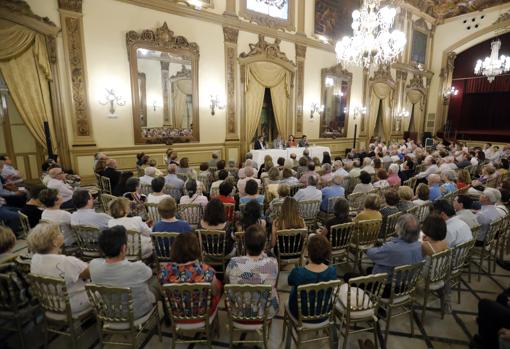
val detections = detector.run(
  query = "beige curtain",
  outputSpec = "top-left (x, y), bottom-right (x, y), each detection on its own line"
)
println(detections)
top-left (245, 62), bottom-right (290, 142)
top-left (368, 82), bottom-right (392, 142)
top-left (0, 20), bottom-right (56, 150)
top-left (406, 89), bottom-right (424, 136)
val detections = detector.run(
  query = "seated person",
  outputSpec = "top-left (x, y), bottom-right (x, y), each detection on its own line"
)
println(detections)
top-left (19, 184), bottom-right (45, 228)
top-left (320, 175), bottom-right (345, 212)
top-left (294, 176), bottom-right (322, 202)
top-left (158, 233), bottom-right (222, 315)
top-left (352, 171), bottom-right (374, 194)
top-left (28, 222), bottom-right (90, 315)
top-left (396, 186), bottom-right (416, 212)
top-left (0, 226), bottom-right (16, 260)
top-left (354, 194), bottom-right (383, 222)
top-left (180, 179), bottom-right (208, 208)
top-left (413, 183), bottom-right (430, 206)
top-left (146, 177), bottom-right (171, 204)
top-left (216, 181), bottom-right (235, 205)
top-left (122, 177), bottom-right (147, 219)
top-left (280, 168), bottom-right (299, 186)
top-left (0, 155), bottom-right (22, 183)
top-left (271, 197), bottom-right (306, 248)
top-left (152, 197), bottom-right (192, 233)
top-left (288, 235), bottom-right (336, 320)
top-left (421, 214), bottom-right (448, 257)
top-left (210, 169), bottom-right (229, 195)
top-left (0, 197), bottom-right (20, 234)
top-left (225, 224), bottom-right (279, 318)
top-left (239, 179), bottom-right (264, 206)
top-left (373, 169), bottom-right (390, 189)
top-left (90, 225), bottom-right (156, 320)
top-left (70, 189), bottom-right (112, 230)
top-left (471, 288), bottom-right (510, 349)
top-left (379, 190), bottom-right (400, 237)
top-left (237, 201), bottom-right (266, 232)
top-left (453, 195), bottom-right (479, 229)
top-left (200, 199), bottom-right (234, 254)
top-left (139, 166), bottom-right (157, 186)
top-left (433, 199), bottom-right (472, 248)
top-left (299, 162), bottom-right (320, 186)
top-left (267, 184), bottom-right (290, 221)
top-left (102, 159), bottom-right (122, 190)
top-left (319, 197), bottom-right (351, 239)
top-left (39, 188), bottom-right (74, 246)
top-left (45, 168), bottom-right (74, 209)
top-left (428, 174), bottom-right (443, 201)
top-left (440, 170), bottom-right (457, 195)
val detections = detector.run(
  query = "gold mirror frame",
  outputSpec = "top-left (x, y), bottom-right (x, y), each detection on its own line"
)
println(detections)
top-left (320, 64), bottom-right (352, 138)
top-left (126, 22), bottom-right (200, 144)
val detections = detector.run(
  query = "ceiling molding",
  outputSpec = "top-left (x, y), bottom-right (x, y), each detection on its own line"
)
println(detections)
top-left (114, 0), bottom-right (334, 53)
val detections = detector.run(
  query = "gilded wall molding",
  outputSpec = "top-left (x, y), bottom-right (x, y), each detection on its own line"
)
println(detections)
top-left (494, 10), bottom-right (510, 25)
top-left (295, 43), bottom-right (306, 136)
top-left (58, 0), bottom-right (82, 13)
top-left (223, 26), bottom-right (239, 140)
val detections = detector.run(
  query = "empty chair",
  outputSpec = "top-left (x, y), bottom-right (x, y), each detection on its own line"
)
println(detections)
top-left (421, 249), bottom-right (452, 323)
top-left (85, 283), bottom-right (161, 348)
top-left (71, 224), bottom-right (102, 260)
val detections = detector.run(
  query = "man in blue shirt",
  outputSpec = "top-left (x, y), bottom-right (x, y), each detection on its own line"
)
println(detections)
top-left (428, 174), bottom-right (442, 201)
top-left (152, 197), bottom-right (192, 233)
top-left (320, 175), bottom-right (345, 212)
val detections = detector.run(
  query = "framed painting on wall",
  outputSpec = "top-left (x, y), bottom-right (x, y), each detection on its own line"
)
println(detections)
top-left (411, 30), bottom-right (428, 65)
top-left (314, 0), bottom-right (360, 41)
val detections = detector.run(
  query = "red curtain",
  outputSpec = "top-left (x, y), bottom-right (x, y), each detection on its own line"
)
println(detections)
top-left (464, 75), bottom-right (510, 93)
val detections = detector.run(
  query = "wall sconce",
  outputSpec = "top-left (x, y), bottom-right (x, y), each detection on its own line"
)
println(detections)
top-left (394, 107), bottom-right (409, 132)
top-left (152, 100), bottom-right (158, 111)
top-left (344, 104), bottom-right (366, 149)
top-left (442, 86), bottom-right (459, 104)
top-left (98, 88), bottom-right (126, 116)
top-left (210, 94), bottom-right (225, 115)
top-left (310, 103), bottom-right (324, 119)
top-left (325, 77), bottom-right (334, 87)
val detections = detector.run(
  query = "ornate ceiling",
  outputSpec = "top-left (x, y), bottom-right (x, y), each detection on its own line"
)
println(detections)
top-left (405, 0), bottom-right (510, 20)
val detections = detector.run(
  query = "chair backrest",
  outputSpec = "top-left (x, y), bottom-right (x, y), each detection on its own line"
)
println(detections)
top-left (275, 229), bottom-right (307, 262)
top-left (100, 176), bottom-right (112, 194)
top-left (85, 283), bottom-right (135, 329)
top-left (347, 192), bottom-right (365, 212)
top-left (388, 262), bottom-right (425, 301)
top-left (163, 185), bottom-right (182, 201)
top-left (346, 176), bottom-right (360, 195)
top-left (210, 187), bottom-right (219, 198)
top-left (382, 211), bottom-right (403, 240)
top-left (224, 203), bottom-right (235, 223)
top-left (197, 174), bottom-right (210, 193)
top-left (0, 272), bottom-right (24, 312)
top-left (329, 222), bottom-right (355, 252)
top-left (414, 203), bottom-right (431, 223)
top-left (451, 239), bottom-right (476, 274)
top-left (295, 280), bottom-right (341, 325)
top-left (289, 184), bottom-right (304, 197)
top-left (443, 190), bottom-right (456, 205)
top-left (28, 273), bottom-right (72, 321)
top-left (471, 224), bottom-right (481, 240)
top-left (145, 202), bottom-right (161, 223)
top-left (100, 193), bottom-right (117, 214)
top-left (95, 173), bottom-right (102, 190)
top-left (224, 284), bottom-right (272, 323)
top-left (426, 249), bottom-right (451, 284)
top-left (151, 232), bottom-right (180, 264)
top-left (126, 230), bottom-right (143, 261)
top-left (484, 217), bottom-right (505, 247)
top-left (355, 219), bottom-right (382, 246)
top-left (177, 204), bottom-right (203, 227)
top-left (197, 229), bottom-right (227, 258)
top-left (485, 176), bottom-right (498, 188)
top-left (344, 273), bottom-right (387, 315)
top-left (327, 196), bottom-right (343, 214)
top-left (72, 224), bottom-right (102, 257)
top-left (403, 177), bottom-right (417, 191)
top-left (140, 183), bottom-right (152, 196)
top-left (298, 200), bottom-right (321, 221)
top-left (162, 282), bottom-right (212, 324)
top-left (234, 231), bottom-right (246, 256)
top-left (18, 212), bottom-right (31, 239)
top-left (405, 205), bottom-right (420, 216)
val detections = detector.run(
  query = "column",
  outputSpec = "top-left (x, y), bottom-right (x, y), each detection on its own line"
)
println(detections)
top-left (295, 43), bottom-right (306, 136)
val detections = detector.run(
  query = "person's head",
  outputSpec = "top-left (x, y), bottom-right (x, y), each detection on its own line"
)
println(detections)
top-left (219, 181), bottom-right (233, 197)
top-left (364, 194), bottom-right (381, 210)
top-left (203, 199), bottom-right (225, 225)
top-left (433, 199), bottom-right (456, 219)
top-left (428, 174), bottom-right (441, 185)
top-left (415, 183), bottom-right (429, 201)
top-left (106, 159), bottom-right (117, 169)
top-left (99, 225), bottom-right (127, 258)
top-left (27, 222), bottom-right (64, 254)
top-left (395, 214), bottom-right (420, 243)
top-left (388, 163), bottom-right (399, 174)
top-left (376, 169), bottom-right (388, 180)
top-left (442, 170), bottom-right (456, 183)
top-left (480, 188), bottom-right (499, 205)
top-left (241, 201), bottom-right (262, 229)
top-left (277, 183), bottom-right (290, 198)
top-left (359, 171), bottom-right (371, 184)
top-left (48, 167), bottom-right (66, 181)
top-left (186, 179), bottom-right (198, 198)
top-left (298, 157), bottom-right (308, 167)
top-left (454, 195), bottom-right (473, 211)
top-left (0, 226), bottom-right (16, 254)
top-left (151, 176), bottom-right (165, 193)
top-left (384, 190), bottom-right (400, 206)
top-left (422, 214), bottom-right (447, 242)
top-left (307, 162), bottom-right (315, 171)
top-left (125, 177), bottom-right (140, 194)
top-left (302, 135), bottom-right (308, 141)
top-left (282, 168), bottom-right (293, 179)
top-left (500, 188), bottom-right (510, 205)
top-left (333, 197), bottom-right (350, 220)
top-left (177, 157), bottom-right (188, 169)
top-left (38, 188), bottom-right (62, 208)
top-left (109, 197), bottom-right (131, 218)
top-left (373, 158), bottom-right (382, 169)
top-left (167, 163), bottom-right (177, 174)
top-left (398, 186), bottom-right (414, 201)
top-left (288, 135), bottom-right (295, 141)
top-left (245, 179), bottom-right (259, 196)
top-left (307, 175), bottom-right (318, 187)
top-left (158, 197), bottom-right (177, 219)
top-left (72, 189), bottom-right (93, 209)
top-left (170, 233), bottom-right (202, 263)
top-left (322, 163), bottom-right (332, 174)
top-left (244, 166), bottom-right (254, 178)
top-left (307, 234), bottom-right (331, 264)
top-left (217, 160), bottom-right (226, 170)
top-left (277, 157), bottom-right (285, 167)
top-left (268, 167), bottom-right (280, 181)
top-left (148, 159), bottom-right (157, 167)
top-left (144, 166), bottom-right (156, 177)
top-left (332, 175), bottom-right (343, 186)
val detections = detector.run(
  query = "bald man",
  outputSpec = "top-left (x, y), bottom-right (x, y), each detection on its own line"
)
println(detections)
top-left (46, 167), bottom-right (74, 208)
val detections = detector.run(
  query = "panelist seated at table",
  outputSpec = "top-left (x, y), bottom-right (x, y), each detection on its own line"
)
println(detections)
top-left (287, 135), bottom-right (297, 148)
top-left (273, 135), bottom-right (285, 149)
top-left (254, 135), bottom-right (267, 150)
top-left (298, 135), bottom-right (309, 147)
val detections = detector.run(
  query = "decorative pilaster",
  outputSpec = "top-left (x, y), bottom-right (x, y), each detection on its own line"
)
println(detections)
top-left (223, 26), bottom-right (239, 140)
top-left (58, 0), bottom-right (95, 145)
top-left (295, 44), bottom-right (306, 136)
top-left (224, 0), bottom-right (237, 17)
top-left (360, 67), bottom-right (370, 134)
top-left (296, 0), bottom-right (305, 36)
top-left (437, 51), bottom-right (456, 133)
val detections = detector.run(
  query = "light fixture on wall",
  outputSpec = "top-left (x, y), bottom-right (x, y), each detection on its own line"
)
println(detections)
top-left (442, 86), bottom-right (458, 104)
top-left (152, 100), bottom-right (158, 111)
top-left (187, 0), bottom-right (203, 10)
top-left (345, 105), bottom-right (367, 149)
top-left (474, 39), bottom-right (510, 83)
top-left (210, 94), bottom-right (225, 115)
top-left (310, 103), bottom-right (324, 119)
top-left (98, 88), bottom-right (126, 117)
top-left (335, 0), bottom-right (406, 68)
top-left (394, 107), bottom-right (409, 132)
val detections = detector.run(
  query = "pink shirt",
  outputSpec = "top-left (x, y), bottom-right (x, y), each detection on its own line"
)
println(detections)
top-left (387, 173), bottom-right (401, 186)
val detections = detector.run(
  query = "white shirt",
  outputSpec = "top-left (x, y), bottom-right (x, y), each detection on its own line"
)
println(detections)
top-left (71, 208), bottom-right (112, 230)
top-left (108, 216), bottom-right (151, 236)
top-left (46, 178), bottom-right (74, 203)
top-left (445, 216), bottom-right (472, 247)
top-left (146, 193), bottom-right (171, 204)
top-left (139, 175), bottom-right (154, 186)
top-left (333, 168), bottom-right (349, 177)
top-left (41, 209), bottom-right (74, 246)
top-left (294, 186), bottom-right (322, 202)
top-left (456, 209), bottom-right (479, 229)
top-left (361, 165), bottom-right (375, 175)
top-left (31, 253), bottom-right (89, 314)
top-left (416, 164), bottom-right (440, 179)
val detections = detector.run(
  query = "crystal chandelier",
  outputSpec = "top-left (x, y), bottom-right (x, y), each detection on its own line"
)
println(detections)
top-left (474, 40), bottom-right (510, 83)
top-left (335, 0), bottom-right (406, 68)
top-left (255, 0), bottom-right (287, 9)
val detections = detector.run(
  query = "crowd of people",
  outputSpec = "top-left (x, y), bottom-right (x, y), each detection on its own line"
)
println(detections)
top-left (0, 138), bottom-right (510, 349)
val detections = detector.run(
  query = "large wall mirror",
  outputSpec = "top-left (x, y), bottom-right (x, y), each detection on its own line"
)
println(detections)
top-left (127, 23), bottom-right (199, 144)
top-left (320, 64), bottom-right (352, 138)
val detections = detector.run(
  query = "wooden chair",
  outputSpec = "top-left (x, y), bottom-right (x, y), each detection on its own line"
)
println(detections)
top-left (225, 284), bottom-right (272, 349)
top-left (345, 176), bottom-right (360, 195)
top-left (234, 231), bottom-right (246, 257)
top-left (177, 203), bottom-right (203, 230)
top-left (443, 190), bottom-right (456, 205)
top-left (298, 200), bottom-right (321, 231)
top-left (450, 239), bottom-right (476, 304)
top-left (334, 273), bottom-right (387, 349)
top-left (95, 173), bottom-right (103, 191)
top-left (163, 185), bottom-right (182, 201)
top-left (126, 230), bottom-right (143, 261)
top-left (472, 217), bottom-right (505, 280)
top-left (275, 229), bottom-right (308, 285)
top-left (224, 203), bottom-right (235, 223)
top-left (151, 232), bottom-right (180, 265)
top-left (85, 283), bottom-right (161, 348)
top-left (283, 280), bottom-right (341, 349)
top-left (162, 283), bottom-right (218, 349)
top-left (403, 177), bottom-right (417, 191)
top-left (347, 191), bottom-right (365, 214)
top-left (329, 222), bottom-right (355, 266)
top-left (28, 274), bottom-right (94, 349)
top-left (0, 271), bottom-right (39, 349)
top-left (100, 176), bottom-right (112, 194)
top-left (464, 225), bottom-right (480, 282)
top-left (381, 211), bottom-right (402, 241)
top-left (140, 183), bottom-right (152, 196)
top-left (197, 229), bottom-right (229, 276)
top-left (414, 203), bottom-right (431, 223)
top-left (197, 173), bottom-right (210, 193)
top-left (421, 249), bottom-right (451, 323)
top-left (349, 219), bottom-right (382, 273)
top-left (380, 262), bottom-right (426, 345)
top-left (145, 202), bottom-right (161, 223)
top-left (289, 183), bottom-right (304, 197)
top-left (100, 193), bottom-right (116, 215)
top-left (18, 212), bottom-right (31, 239)
top-left (71, 225), bottom-right (102, 261)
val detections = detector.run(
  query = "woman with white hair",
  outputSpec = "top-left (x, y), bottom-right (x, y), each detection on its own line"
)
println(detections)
top-left (440, 170), bottom-right (457, 195)
top-left (387, 163), bottom-right (401, 186)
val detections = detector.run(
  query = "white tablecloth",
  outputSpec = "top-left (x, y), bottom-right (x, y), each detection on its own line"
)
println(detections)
top-left (251, 146), bottom-right (331, 166)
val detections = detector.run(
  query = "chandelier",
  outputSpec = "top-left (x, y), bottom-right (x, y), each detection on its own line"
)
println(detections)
top-left (255, 0), bottom-right (287, 9)
top-left (335, 0), bottom-right (406, 68)
top-left (474, 40), bottom-right (510, 83)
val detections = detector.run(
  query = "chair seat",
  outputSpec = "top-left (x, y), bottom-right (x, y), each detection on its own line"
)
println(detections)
top-left (331, 249), bottom-right (347, 257)
top-left (284, 303), bottom-right (330, 330)
top-left (45, 306), bottom-right (93, 322)
top-left (429, 280), bottom-right (445, 291)
top-left (380, 294), bottom-right (410, 305)
top-left (336, 284), bottom-right (375, 320)
top-left (103, 306), bottom-right (157, 330)
top-left (175, 307), bottom-right (218, 331)
top-left (279, 257), bottom-right (301, 266)
top-left (232, 320), bottom-right (263, 331)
